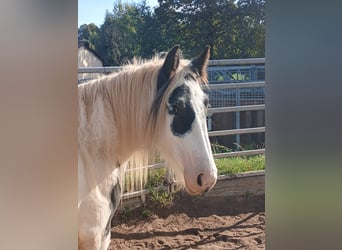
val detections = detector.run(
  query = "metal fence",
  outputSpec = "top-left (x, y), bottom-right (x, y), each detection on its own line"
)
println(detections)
top-left (205, 58), bottom-right (265, 147)
top-left (78, 58), bottom-right (265, 200)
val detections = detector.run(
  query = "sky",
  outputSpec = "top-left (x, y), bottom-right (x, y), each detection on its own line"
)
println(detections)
top-left (78, 0), bottom-right (159, 27)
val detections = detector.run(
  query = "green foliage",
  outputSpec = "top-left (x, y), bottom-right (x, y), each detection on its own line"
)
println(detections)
top-left (215, 154), bottom-right (265, 175)
top-left (233, 142), bottom-right (265, 151)
top-left (78, 23), bottom-right (100, 51)
top-left (146, 168), bottom-right (166, 188)
top-left (141, 208), bottom-right (153, 219)
top-left (145, 168), bottom-right (174, 207)
top-left (211, 143), bottom-right (231, 154)
top-left (78, 0), bottom-right (265, 65)
top-left (122, 206), bottom-right (132, 222)
top-left (149, 188), bottom-right (174, 207)
top-left (211, 142), bottom-right (265, 175)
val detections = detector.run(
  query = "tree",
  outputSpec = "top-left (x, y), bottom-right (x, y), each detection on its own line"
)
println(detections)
top-left (174, 0), bottom-right (239, 59)
top-left (96, 11), bottom-right (120, 65)
top-left (78, 23), bottom-right (100, 51)
top-left (235, 0), bottom-right (265, 58)
top-left (153, 0), bottom-right (183, 53)
top-left (81, 0), bottom-right (265, 65)
top-left (96, 1), bottom-right (155, 65)
top-left (151, 0), bottom-right (265, 59)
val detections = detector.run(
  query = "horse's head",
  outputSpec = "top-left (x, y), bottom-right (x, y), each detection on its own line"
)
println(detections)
top-left (153, 45), bottom-right (217, 195)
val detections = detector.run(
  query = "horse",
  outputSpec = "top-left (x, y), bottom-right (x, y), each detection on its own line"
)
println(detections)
top-left (78, 45), bottom-right (217, 250)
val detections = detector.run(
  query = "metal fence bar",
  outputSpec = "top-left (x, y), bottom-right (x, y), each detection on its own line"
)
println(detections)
top-left (78, 58), bottom-right (266, 74)
top-left (213, 149), bottom-right (265, 159)
top-left (208, 58), bottom-right (265, 66)
top-left (122, 185), bottom-right (166, 199)
top-left (78, 66), bottom-right (122, 73)
top-left (125, 162), bottom-right (165, 172)
top-left (208, 104), bottom-right (265, 114)
top-left (205, 81), bottom-right (265, 90)
top-left (217, 170), bottom-right (265, 180)
top-left (208, 127), bottom-right (265, 137)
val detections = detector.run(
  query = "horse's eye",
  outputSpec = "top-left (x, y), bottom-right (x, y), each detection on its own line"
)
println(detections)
top-left (168, 103), bottom-right (179, 115)
top-left (204, 98), bottom-right (209, 108)
top-left (173, 105), bottom-right (178, 114)
top-left (171, 101), bottom-right (184, 115)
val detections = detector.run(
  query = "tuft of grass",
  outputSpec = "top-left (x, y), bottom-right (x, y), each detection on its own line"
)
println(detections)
top-left (141, 208), bottom-right (153, 219)
top-left (233, 142), bottom-right (265, 151)
top-left (149, 188), bottom-right (173, 207)
top-left (146, 168), bottom-right (166, 188)
top-left (122, 206), bottom-right (131, 222)
top-left (215, 154), bottom-right (265, 175)
top-left (211, 143), bottom-right (231, 154)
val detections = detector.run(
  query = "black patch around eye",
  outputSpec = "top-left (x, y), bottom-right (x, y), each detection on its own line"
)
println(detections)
top-left (168, 84), bottom-right (195, 137)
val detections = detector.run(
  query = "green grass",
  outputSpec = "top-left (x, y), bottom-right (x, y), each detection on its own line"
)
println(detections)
top-left (215, 154), bottom-right (265, 175)
top-left (211, 142), bottom-right (265, 175)
top-left (215, 73), bottom-right (248, 81)
top-left (145, 168), bottom-right (174, 207)
top-left (121, 206), bottom-right (132, 222)
top-left (141, 208), bottom-right (153, 219)
top-left (149, 188), bottom-right (174, 207)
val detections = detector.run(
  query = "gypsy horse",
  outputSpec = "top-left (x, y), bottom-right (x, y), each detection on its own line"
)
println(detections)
top-left (78, 45), bottom-right (217, 250)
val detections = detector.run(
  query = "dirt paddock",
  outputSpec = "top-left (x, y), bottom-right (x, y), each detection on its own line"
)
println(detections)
top-left (110, 192), bottom-right (265, 249)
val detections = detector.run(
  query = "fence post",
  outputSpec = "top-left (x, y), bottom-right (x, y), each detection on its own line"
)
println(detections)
top-left (207, 115), bottom-right (212, 131)
top-left (235, 88), bottom-right (241, 149)
top-left (140, 192), bottom-right (146, 204)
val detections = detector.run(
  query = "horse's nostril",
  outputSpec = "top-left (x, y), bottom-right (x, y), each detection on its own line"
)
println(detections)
top-left (197, 174), bottom-right (203, 187)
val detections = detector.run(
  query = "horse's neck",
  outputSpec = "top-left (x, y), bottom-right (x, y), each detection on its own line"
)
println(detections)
top-left (78, 89), bottom-right (124, 194)
top-left (78, 149), bottom-right (122, 204)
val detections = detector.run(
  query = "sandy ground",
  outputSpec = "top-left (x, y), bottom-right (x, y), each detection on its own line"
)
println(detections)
top-left (109, 193), bottom-right (265, 249)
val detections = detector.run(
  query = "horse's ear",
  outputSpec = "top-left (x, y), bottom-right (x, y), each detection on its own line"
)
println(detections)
top-left (157, 45), bottom-right (181, 91)
top-left (191, 45), bottom-right (210, 79)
